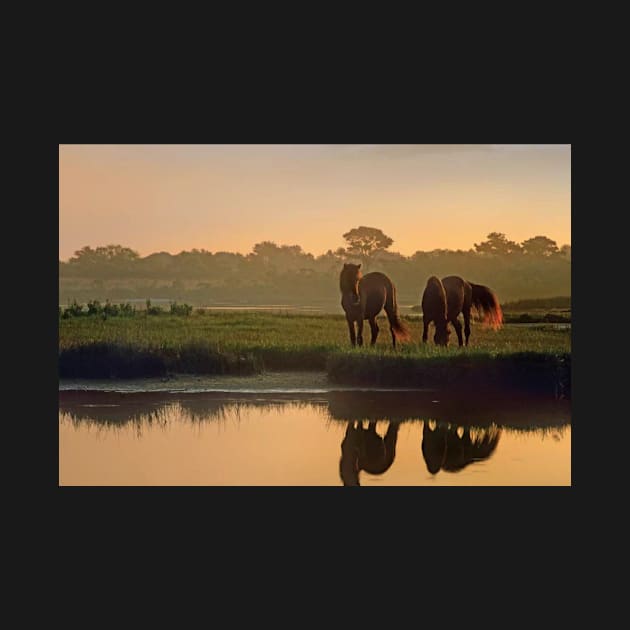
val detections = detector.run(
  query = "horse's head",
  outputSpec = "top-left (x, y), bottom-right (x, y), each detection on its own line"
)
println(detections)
top-left (339, 263), bottom-right (362, 304)
top-left (434, 322), bottom-right (450, 346)
top-left (339, 422), bottom-right (361, 486)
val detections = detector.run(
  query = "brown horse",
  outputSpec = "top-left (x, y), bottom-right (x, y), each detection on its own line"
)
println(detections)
top-left (421, 276), bottom-right (450, 346)
top-left (441, 275), bottom-right (503, 347)
top-left (339, 263), bottom-right (411, 348)
top-left (421, 422), bottom-right (502, 475)
top-left (339, 421), bottom-right (400, 486)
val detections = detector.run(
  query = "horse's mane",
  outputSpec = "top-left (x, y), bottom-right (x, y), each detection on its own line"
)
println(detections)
top-left (339, 264), bottom-right (361, 294)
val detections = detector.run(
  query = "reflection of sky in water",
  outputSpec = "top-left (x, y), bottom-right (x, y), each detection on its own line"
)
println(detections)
top-left (59, 395), bottom-right (570, 486)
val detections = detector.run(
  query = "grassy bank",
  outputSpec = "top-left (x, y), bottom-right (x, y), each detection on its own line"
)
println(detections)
top-left (326, 351), bottom-right (570, 398)
top-left (59, 311), bottom-right (571, 394)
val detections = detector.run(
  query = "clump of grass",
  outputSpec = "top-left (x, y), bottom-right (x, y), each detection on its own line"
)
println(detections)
top-left (239, 345), bottom-right (331, 371)
top-left (145, 299), bottom-right (164, 315)
top-left (59, 340), bottom-right (263, 378)
top-left (326, 350), bottom-right (570, 396)
top-left (169, 301), bottom-right (193, 316)
top-left (87, 299), bottom-right (102, 316)
top-left (59, 343), bottom-right (167, 378)
top-left (62, 299), bottom-right (85, 318)
top-left (62, 299), bottom-right (136, 319)
top-left (171, 341), bottom-right (261, 375)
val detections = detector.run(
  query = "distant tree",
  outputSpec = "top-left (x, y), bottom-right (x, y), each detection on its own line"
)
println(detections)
top-left (69, 244), bottom-right (140, 264)
top-left (251, 241), bottom-right (311, 271)
top-left (410, 250), bottom-right (429, 262)
top-left (560, 244), bottom-right (571, 261)
top-left (212, 251), bottom-right (247, 274)
top-left (68, 246), bottom-right (98, 265)
top-left (521, 235), bottom-right (560, 257)
top-left (314, 248), bottom-right (348, 274)
top-left (474, 232), bottom-right (522, 256)
top-left (97, 244), bottom-right (140, 261)
top-left (140, 252), bottom-right (175, 276)
top-left (317, 248), bottom-right (346, 261)
top-left (372, 249), bottom-right (406, 263)
top-left (252, 241), bottom-right (280, 265)
top-left (342, 226), bottom-right (394, 259)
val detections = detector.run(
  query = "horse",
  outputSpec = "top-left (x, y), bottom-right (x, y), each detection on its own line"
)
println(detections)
top-left (421, 422), bottom-right (502, 475)
top-left (339, 420), bottom-right (400, 486)
top-left (339, 263), bottom-right (411, 348)
top-left (441, 275), bottom-right (503, 347)
top-left (421, 276), bottom-right (450, 346)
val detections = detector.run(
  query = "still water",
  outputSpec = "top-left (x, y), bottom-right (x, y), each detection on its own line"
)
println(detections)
top-left (59, 385), bottom-right (570, 486)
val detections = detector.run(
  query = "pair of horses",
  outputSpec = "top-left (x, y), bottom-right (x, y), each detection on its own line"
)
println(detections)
top-left (339, 263), bottom-right (502, 348)
top-left (338, 419), bottom-right (501, 485)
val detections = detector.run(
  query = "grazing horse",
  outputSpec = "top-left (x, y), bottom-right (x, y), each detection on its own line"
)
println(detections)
top-left (421, 422), bottom-right (502, 475)
top-left (339, 421), bottom-right (400, 486)
top-left (421, 276), bottom-right (450, 346)
top-left (441, 275), bottom-right (503, 347)
top-left (339, 263), bottom-right (411, 348)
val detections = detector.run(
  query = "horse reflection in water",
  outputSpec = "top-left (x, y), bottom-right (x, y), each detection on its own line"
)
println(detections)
top-left (339, 421), bottom-right (400, 486)
top-left (421, 422), bottom-right (501, 474)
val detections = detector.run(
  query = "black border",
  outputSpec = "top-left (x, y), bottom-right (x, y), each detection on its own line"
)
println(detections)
top-left (47, 90), bottom-right (581, 569)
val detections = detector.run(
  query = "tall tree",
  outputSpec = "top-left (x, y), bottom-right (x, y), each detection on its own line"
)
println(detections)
top-left (474, 232), bottom-right (522, 256)
top-left (342, 226), bottom-right (393, 259)
top-left (69, 244), bottom-right (140, 264)
top-left (521, 235), bottom-right (560, 257)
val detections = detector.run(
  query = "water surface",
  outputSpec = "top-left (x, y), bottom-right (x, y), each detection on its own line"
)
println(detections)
top-left (59, 387), bottom-right (570, 486)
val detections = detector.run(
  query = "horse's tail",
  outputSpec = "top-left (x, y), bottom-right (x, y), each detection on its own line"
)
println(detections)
top-left (469, 282), bottom-right (503, 330)
top-left (385, 282), bottom-right (412, 342)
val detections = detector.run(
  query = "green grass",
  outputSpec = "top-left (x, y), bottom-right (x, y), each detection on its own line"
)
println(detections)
top-left (60, 311), bottom-right (570, 352)
top-left (59, 311), bottom-right (571, 394)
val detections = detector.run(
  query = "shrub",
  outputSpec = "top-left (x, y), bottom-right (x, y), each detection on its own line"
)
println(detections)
top-left (145, 299), bottom-right (164, 315)
top-left (87, 300), bottom-right (103, 316)
top-left (170, 301), bottom-right (193, 316)
top-left (63, 300), bottom-right (84, 318)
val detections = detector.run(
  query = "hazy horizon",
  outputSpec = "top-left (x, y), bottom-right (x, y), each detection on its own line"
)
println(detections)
top-left (59, 144), bottom-right (570, 261)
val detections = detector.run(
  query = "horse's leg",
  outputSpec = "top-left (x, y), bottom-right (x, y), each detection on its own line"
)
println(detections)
top-left (422, 319), bottom-right (429, 343)
top-left (463, 308), bottom-right (471, 346)
top-left (451, 316), bottom-right (464, 347)
top-left (346, 317), bottom-right (356, 346)
top-left (357, 318), bottom-right (364, 347)
top-left (369, 317), bottom-right (379, 346)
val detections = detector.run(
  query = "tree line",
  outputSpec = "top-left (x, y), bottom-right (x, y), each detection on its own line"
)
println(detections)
top-left (59, 227), bottom-right (571, 306)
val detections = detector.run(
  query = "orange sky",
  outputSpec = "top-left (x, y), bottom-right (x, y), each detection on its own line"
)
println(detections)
top-left (59, 144), bottom-right (571, 261)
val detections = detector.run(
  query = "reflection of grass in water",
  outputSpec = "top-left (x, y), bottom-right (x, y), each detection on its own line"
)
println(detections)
top-left (418, 420), bottom-right (568, 439)
top-left (60, 400), bottom-right (322, 436)
top-left (59, 397), bottom-right (569, 437)
top-left (60, 404), bottom-right (173, 439)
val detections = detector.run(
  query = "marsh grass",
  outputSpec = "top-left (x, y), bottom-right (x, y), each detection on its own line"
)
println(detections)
top-left (59, 311), bottom-right (571, 393)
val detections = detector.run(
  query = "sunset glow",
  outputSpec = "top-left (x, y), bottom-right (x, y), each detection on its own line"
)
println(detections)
top-left (59, 144), bottom-right (570, 261)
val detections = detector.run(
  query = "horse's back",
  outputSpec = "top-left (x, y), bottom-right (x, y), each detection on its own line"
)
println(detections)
top-left (359, 272), bottom-right (390, 316)
top-left (360, 271), bottom-right (392, 289)
top-left (441, 275), bottom-right (471, 315)
top-left (441, 275), bottom-right (468, 293)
